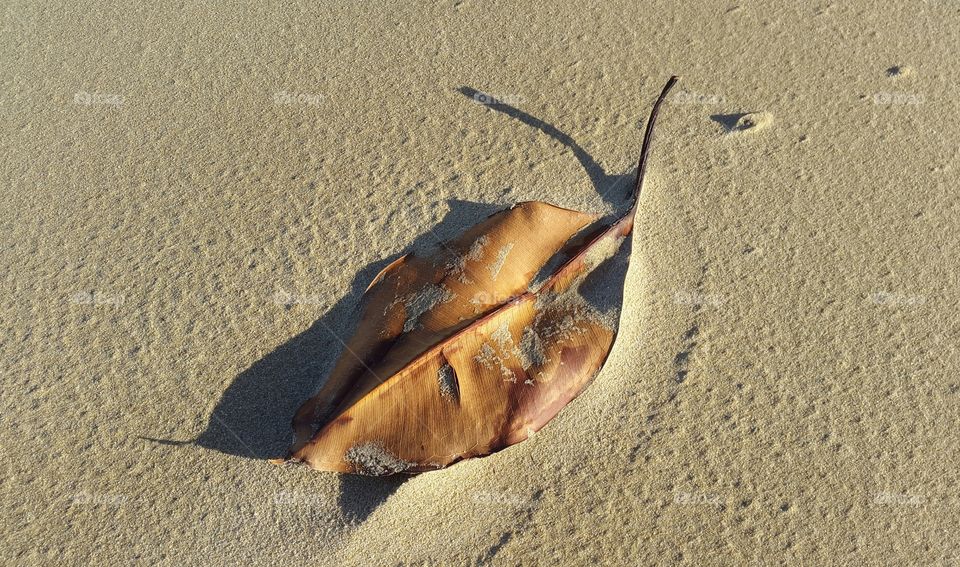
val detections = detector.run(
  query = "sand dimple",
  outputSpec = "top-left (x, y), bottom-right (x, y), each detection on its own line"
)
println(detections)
top-left (886, 64), bottom-right (914, 78)
top-left (728, 112), bottom-right (773, 134)
top-left (344, 442), bottom-right (416, 475)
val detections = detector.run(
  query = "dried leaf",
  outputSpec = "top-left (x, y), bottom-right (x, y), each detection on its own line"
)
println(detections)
top-left (282, 76), bottom-right (679, 475)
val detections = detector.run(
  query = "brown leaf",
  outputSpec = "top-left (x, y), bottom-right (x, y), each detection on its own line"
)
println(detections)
top-left (282, 76), bottom-right (679, 475)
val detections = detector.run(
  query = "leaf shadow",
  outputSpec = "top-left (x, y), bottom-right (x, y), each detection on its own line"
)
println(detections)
top-left (180, 91), bottom-right (639, 524)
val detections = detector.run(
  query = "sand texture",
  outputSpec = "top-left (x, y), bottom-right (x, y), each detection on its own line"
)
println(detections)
top-left (2, 1), bottom-right (959, 565)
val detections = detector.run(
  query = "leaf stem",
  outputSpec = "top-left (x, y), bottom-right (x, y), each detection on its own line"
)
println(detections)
top-left (633, 76), bottom-right (679, 204)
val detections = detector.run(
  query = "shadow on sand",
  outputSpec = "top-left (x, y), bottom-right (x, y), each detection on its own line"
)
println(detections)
top-left (166, 85), bottom-right (642, 523)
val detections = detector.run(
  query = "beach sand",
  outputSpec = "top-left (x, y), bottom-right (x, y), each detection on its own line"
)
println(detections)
top-left (2, 1), bottom-right (958, 564)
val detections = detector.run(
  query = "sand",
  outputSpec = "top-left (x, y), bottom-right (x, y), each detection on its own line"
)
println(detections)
top-left (2, 1), bottom-right (959, 565)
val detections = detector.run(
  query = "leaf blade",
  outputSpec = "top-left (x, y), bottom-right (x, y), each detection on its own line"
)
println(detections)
top-left (285, 76), bottom-right (680, 473)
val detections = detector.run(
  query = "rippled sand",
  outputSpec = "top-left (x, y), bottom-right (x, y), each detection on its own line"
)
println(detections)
top-left (3, 1), bottom-right (958, 564)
